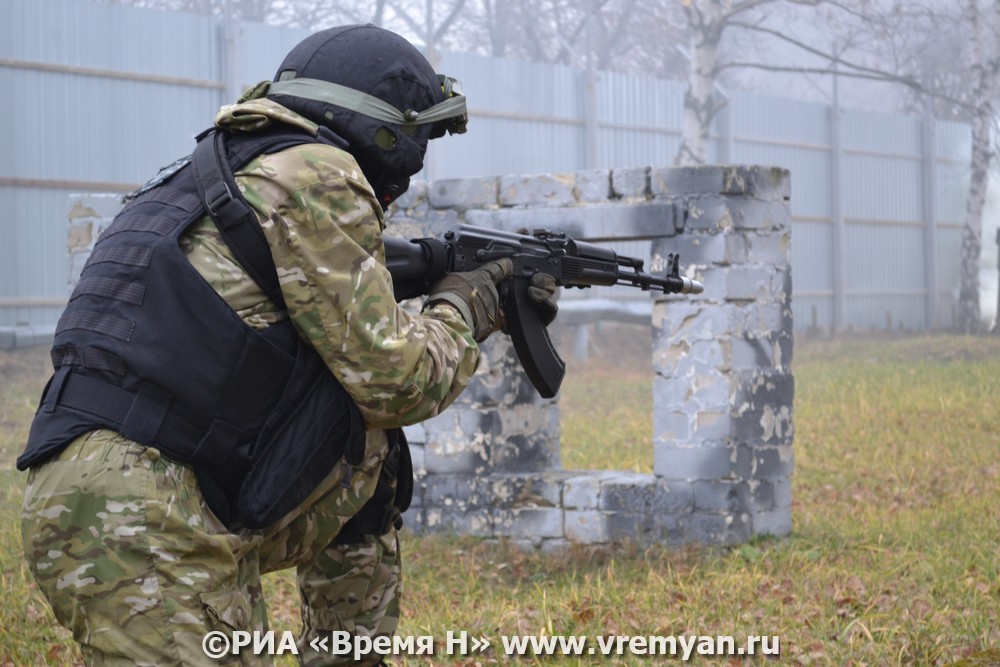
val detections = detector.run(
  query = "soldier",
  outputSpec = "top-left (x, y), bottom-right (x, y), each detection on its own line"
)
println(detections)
top-left (18, 25), bottom-right (556, 666)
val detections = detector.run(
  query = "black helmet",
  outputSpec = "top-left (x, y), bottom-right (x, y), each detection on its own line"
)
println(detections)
top-left (265, 25), bottom-right (467, 209)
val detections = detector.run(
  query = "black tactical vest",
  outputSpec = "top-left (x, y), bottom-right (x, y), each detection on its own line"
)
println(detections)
top-left (18, 126), bottom-right (369, 529)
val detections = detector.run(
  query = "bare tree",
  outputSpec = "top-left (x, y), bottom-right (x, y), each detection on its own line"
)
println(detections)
top-left (456, 0), bottom-right (646, 73)
top-left (670, 0), bottom-right (1000, 332)
top-left (674, 0), bottom-right (728, 167)
top-left (747, 0), bottom-right (1000, 334)
top-left (671, 0), bottom-right (861, 167)
top-left (956, 0), bottom-right (1000, 333)
top-left (474, 0), bottom-right (521, 57)
top-left (378, 0), bottom-right (470, 65)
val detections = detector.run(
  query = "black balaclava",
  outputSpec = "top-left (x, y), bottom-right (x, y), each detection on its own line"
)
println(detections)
top-left (267, 25), bottom-right (459, 209)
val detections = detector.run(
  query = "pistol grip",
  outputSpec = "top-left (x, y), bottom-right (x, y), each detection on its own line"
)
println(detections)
top-left (504, 278), bottom-right (565, 398)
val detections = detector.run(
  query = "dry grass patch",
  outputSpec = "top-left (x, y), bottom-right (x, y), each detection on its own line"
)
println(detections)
top-left (1, 334), bottom-right (998, 665)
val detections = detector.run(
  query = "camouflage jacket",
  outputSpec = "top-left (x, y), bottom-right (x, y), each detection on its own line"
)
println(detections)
top-left (179, 98), bottom-right (480, 429)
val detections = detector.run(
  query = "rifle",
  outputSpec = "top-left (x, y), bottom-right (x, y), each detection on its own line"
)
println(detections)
top-left (384, 224), bottom-right (704, 398)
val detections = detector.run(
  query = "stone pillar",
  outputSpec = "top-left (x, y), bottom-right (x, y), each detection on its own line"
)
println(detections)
top-left (67, 194), bottom-right (122, 288)
top-left (650, 165), bottom-right (794, 543)
top-left (385, 179), bottom-right (563, 541)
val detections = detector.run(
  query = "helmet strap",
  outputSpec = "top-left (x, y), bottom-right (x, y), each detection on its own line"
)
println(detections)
top-left (267, 77), bottom-right (467, 135)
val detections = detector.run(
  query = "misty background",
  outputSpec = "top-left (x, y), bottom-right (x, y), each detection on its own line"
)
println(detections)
top-left (2, 0), bottom-right (999, 335)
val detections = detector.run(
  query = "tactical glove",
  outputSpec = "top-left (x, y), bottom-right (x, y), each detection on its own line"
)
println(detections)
top-left (527, 272), bottom-right (558, 326)
top-left (426, 259), bottom-right (513, 342)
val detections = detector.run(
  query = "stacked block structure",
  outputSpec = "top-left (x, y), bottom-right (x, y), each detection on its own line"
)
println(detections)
top-left (388, 164), bottom-right (794, 549)
top-left (67, 164), bottom-right (794, 550)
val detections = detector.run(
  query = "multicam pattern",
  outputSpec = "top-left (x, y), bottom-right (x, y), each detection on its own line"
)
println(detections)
top-left (215, 97), bottom-right (320, 137)
top-left (22, 429), bottom-right (395, 665)
top-left (296, 533), bottom-right (401, 667)
top-left (23, 99), bottom-right (476, 665)
top-left (186, 99), bottom-right (482, 429)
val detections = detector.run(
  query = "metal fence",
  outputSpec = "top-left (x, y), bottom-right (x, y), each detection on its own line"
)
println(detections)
top-left (0, 0), bottom-right (971, 335)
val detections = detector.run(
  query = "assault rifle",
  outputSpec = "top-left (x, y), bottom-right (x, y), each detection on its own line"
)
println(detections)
top-left (384, 225), bottom-right (704, 398)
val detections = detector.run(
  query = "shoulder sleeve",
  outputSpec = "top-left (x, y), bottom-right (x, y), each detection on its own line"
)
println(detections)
top-left (236, 143), bottom-right (481, 429)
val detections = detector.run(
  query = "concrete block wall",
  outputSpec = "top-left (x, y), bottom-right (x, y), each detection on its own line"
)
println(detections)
top-left (67, 164), bottom-right (794, 550)
top-left (66, 195), bottom-right (123, 288)
top-left (649, 166), bottom-right (794, 543)
top-left (387, 165), bottom-right (794, 548)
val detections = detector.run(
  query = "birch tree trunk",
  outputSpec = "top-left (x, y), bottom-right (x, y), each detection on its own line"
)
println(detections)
top-left (957, 0), bottom-right (999, 334)
top-left (959, 112), bottom-right (993, 333)
top-left (675, 0), bottom-right (724, 166)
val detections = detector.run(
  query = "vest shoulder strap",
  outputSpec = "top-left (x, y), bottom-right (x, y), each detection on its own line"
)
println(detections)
top-left (191, 129), bottom-right (286, 307)
top-left (191, 126), bottom-right (348, 308)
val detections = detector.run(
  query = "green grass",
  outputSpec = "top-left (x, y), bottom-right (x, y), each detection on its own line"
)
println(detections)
top-left (559, 371), bottom-right (652, 473)
top-left (2, 334), bottom-right (999, 665)
top-left (557, 323), bottom-right (654, 473)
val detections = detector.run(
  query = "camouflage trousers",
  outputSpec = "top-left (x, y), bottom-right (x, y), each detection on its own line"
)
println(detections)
top-left (21, 429), bottom-right (399, 667)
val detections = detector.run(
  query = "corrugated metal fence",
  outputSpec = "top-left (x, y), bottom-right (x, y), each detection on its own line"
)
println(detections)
top-left (0, 0), bottom-right (971, 334)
